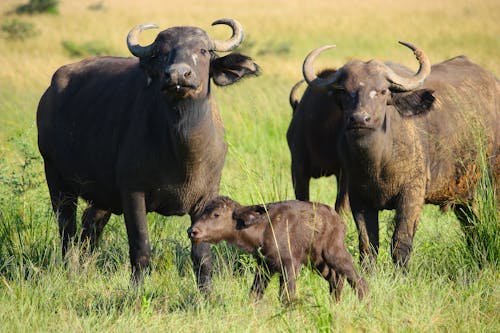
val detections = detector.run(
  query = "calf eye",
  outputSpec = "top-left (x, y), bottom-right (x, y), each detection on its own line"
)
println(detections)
top-left (380, 89), bottom-right (388, 96)
top-left (213, 213), bottom-right (220, 218)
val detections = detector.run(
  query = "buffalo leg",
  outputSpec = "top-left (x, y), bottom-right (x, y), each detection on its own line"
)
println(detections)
top-left (121, 191), bottom-right (151, 286)
top-left (44, 161), bottom-right (77, 258)
top-left (391, 193), bottom-right (424, 269)
top-left (292, 161), bottom-right (310, 201)
top-left (351, 199), bottom-right (379, 270)
top-left (250, 257), bottom-right (271, 300)
top-left (80, 206), bottom-right (111, 253)
top-left (317, 262), bottom-right (344, 302)
top-left (190, 240), bottom-right (213, 293)
top-left (324, 243), bottom-right (368, 300)
top-left (334, 170), bottom-right (350, 215)
top-left (279, 260), bottom-right (301, 302)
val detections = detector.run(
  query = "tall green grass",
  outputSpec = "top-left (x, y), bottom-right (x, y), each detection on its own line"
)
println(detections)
top-left (0, 0), bottom-right (499, 332)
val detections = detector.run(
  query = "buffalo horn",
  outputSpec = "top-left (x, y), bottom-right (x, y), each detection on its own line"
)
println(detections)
top-left (210, 18), bottom-right (244, 52)
top-left (384, 41), bottom-right (431, 91)
top-left (127, 23), bottom-right (159, 58)
top-left (302, 45), bottom-right (343, 89)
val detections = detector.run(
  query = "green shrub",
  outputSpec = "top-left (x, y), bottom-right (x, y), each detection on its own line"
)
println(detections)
top-left (61, 40), bottom-right (114, 58)
top-left (16, 0), bottom-right (59, 15)
top-left (0, 19), bottom-right (38, 40)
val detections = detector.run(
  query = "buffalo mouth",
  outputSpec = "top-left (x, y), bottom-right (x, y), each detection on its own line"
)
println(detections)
top-left (161, 82), bottom-right (199, 96)
top-left (346, 124), bottom-right (376, 131)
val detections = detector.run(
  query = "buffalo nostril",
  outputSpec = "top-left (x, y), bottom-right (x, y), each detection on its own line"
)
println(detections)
top-left (364, 115), bottom-right (371, 123)
top-left (183, 70), bottom-right (192, 79)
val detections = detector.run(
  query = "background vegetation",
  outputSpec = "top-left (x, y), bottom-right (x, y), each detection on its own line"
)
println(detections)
top-left (0, 0), bottom-right (498, 331)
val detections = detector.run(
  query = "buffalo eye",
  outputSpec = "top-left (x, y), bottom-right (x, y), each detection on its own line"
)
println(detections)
top-left (213, 213), bottom-right (220, 218)
top-left (380, 89), bottom-right (388, 96)
top-left (200, 48), bottom-right (208, 55)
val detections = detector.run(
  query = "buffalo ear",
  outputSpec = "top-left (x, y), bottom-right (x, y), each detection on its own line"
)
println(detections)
top-left (389, 89), bottom-right (435, 117)
top-left (210, 53), bottom-right (260, 86)
top-left (233, 204), bottom-right (268, 230)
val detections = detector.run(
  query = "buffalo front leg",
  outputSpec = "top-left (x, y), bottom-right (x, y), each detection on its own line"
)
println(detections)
top-left (392, 193), bottom-right (424, 270)
top-left (80, 206), bottom-right (111, 253)
top-left (351, 199), bottom-right (379, 271)
top-left (190, 240), bottom-right (213, 293)
top-left (122, 191), bottom-right (151, 286)
top-left (250, 258), bottom-right (271, 300)
top-left (291, 161), bottom-right (310, 201)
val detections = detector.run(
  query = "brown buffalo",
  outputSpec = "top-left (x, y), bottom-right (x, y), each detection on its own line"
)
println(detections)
top-left (188, 197), bottom-right (368, 302)
top-left (303, 42), bottom-right (500, 269)
top-left (37, 19), bottom-right (259, 287)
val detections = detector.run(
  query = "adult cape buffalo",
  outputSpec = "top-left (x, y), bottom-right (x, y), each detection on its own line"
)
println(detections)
top-left (36, 19), bottom-right (259, 287)
top-left (286, 75), bottom-right (349, 214)
top-left (302, 42), bottom-right (499, 269)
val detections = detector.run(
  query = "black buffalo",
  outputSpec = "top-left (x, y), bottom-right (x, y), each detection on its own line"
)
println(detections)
top-left (286, 75), bottom-right (349, 214)
top-left (302, 42), bottom-right (499, 268)
top-left (36, 18), bottom-right (259, 287)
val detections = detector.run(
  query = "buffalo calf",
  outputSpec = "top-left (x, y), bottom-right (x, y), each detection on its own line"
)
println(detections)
top-left (188, 197), bottom-right (367, 302)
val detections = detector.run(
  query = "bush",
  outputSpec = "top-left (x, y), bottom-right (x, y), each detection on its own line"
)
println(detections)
top-left (61, 40), bottom-right (114, 58)
top-left (16, 0), bottom-right (59, 15)
top-left (0, 19), bottom-right (38, 40)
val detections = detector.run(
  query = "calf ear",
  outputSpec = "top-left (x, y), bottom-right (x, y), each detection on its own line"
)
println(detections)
top-left (390, 89), bottom-right (435, 117)
top-left (210, 53), bottom-right (260, 86)
top-left (233, 205), bottom-right (268, 230)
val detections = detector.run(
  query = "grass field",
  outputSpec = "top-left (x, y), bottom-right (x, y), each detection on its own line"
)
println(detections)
top-left (0, 0), bottom-right (499, 331)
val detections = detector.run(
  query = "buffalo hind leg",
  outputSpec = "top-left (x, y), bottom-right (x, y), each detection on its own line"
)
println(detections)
top-left (44, 161), bottom-right (77, 259)
top-left (324, 244), bottom-right (368, 300)
top-left (80, 206), bottom-right (111, 253)
top-left (317, 262), bottom-right (344, 302)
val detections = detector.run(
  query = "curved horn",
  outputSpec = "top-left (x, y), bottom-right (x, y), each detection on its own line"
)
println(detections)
top-left (289, 80), bottom-right (304, 109)
top-left (127, 23), bottom-right (159, 58)
top-left (303, 45), bottom-right (342, 89)
top-left (210, 18), bottom-right (244, 52)
top-left (384, 41), bottom-right (431, 91)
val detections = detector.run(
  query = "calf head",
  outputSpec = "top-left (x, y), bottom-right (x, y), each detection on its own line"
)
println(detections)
top-left (302, 42), bottom-right (435, 134)
top-left (187, 197), bottom-right (241, 243)
top-left (127, 18), bottom-right (259, 100)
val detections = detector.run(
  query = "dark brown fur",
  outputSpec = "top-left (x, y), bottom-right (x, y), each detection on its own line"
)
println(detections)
top-left (316, 55), bottom-right (500, 269)
top-left (188, 197), bottom-right (368, 302)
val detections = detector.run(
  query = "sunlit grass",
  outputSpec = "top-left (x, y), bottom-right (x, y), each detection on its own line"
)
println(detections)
top-left (0, 0), bottom-right (499, 332)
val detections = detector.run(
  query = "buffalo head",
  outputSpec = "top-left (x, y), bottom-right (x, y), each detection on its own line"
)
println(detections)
top-left (127, 18), bottom-right (259, 99)
top-left (302, 42), bottom-right (435, 133)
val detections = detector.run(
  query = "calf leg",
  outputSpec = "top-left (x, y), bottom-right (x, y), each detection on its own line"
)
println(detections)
top-left (324, 244), bottom-right (368, 300)
top-left (80, 206), bottom-right (111, 252)
top-left (250, 262), bottom-right (271, 300)
top-left (121, 191), bottom-right (151, 286)
top-left (317, 262), bottom-right (344, 302)
top-left (279, 260), bottom-right (301, 303)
